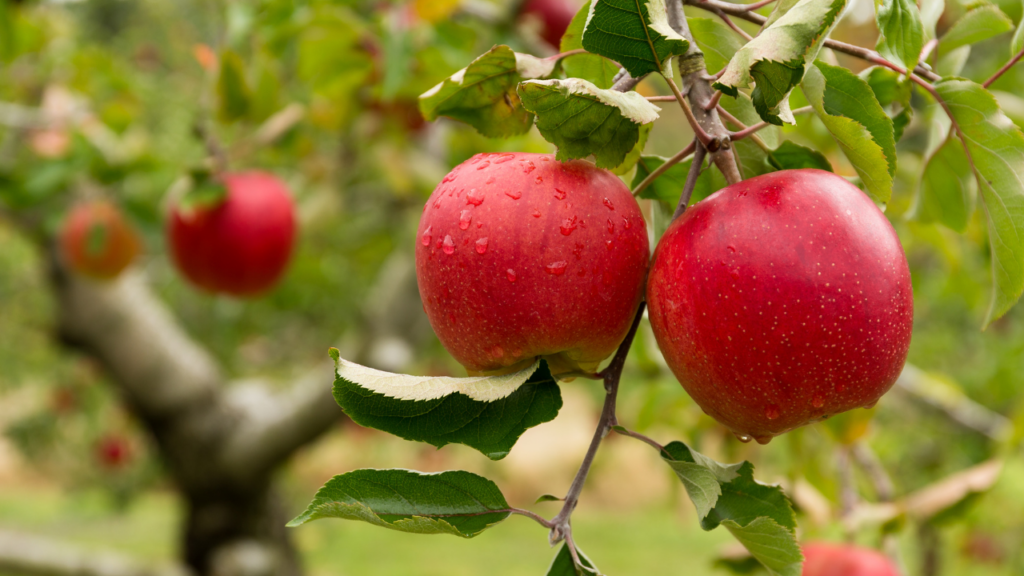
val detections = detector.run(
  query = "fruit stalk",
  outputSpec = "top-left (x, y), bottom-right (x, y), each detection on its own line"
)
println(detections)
top-left (548, 302), bottom-right (646, 550)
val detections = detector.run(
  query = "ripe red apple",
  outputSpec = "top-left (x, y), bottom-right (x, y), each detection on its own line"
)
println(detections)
top-left (646, 169), bottom-right (912, 443)
top-left (168, 171), bottom-right (296, 297)
top-left (59, 200), bottom-right (141, 280)
top-left (95, 434), bottom-right (132, 469)
top-left (802, 543), bottom-right (900, 576)
top-left (520, 0), bottom-right (581, 49)
top-left (416, 152), bottom-right (649, 375)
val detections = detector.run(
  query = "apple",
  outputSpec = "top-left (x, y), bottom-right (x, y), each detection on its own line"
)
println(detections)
top-left (168, 171), bottom-right (296, 297)
top-left (646, 169), bottom-right (912, 443)
top-left (59, 200), bottom-right (141, 280)
top-left (802, 543), bottom-right (900, 576)
top-left (95, 434), bottom-right (132, 470)
top-left (416, 152), bottom-right (649, 375)
top-left (520, 0), bottom-right (581, 49)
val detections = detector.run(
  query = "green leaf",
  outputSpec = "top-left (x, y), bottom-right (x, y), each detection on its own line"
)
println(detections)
top-left (802, 61), bottom-right (895, 203)
top-left (935, 78), bottom-right (1024, 325)
top-left (611, 122), bottom-right (652, 175)
top-left (332, 352), bottom-right (561, 460)
top-left (1013, 0), bottom-right (1024, 56)
top-left (535, 494), bottom-right (564, 503)
top-left (920, 0), bottom-right (945, 40)
top-left (546, 542), bottom-right (599, 576)
top-left (561, 1), bottom-right (620, 89)
top-left (518, 78), bottom-right (661, 168)
top-left (875, 0), bottom-right (924, 74)
top-left (939, 5), bottom-right (1014, 54)
top-left (860, 66), bottom-right (911, 108)
top-left (419, 45), bottom-right (557, 138)
top-left (633, 155), bottom-right (727, 207)
top-left (768, 141), bottom-right (834, 171)
top-left (688, 18), bottom-right (746, 74)
top-left (217, 50), bottom-right (252, 123)
top-left (661, 441), bottom-right (802, 576)
top-left (287, 469), bottom-right (511, 536)
top-left (580, 0), bottom-right (690, 78)
top-left (936, 45), bottom-right (971, 76)
top-left (910, 109), bottom-right (976, 232)
top-left (715, 0), bottom-right (846, 125)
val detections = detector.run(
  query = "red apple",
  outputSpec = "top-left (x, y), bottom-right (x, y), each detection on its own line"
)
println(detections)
top-left (95, 434), bottom-right (132, 469)
top-left (520, 0), bottom-right (581, 49)
top-left (168, 171), bottom-right (296, 297)
top-left (802, 543), bottom-right (900, 576)
top-left (416, 152), bottom-right (649, 375)
top-left (646, 169), bottom-right (912, 443)
top-left (59, 200), bottom-right (141, 280)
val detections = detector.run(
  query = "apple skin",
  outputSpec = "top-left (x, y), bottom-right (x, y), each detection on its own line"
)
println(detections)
top-left (802, 543), bottom-right (900, 576)
top-left (520, 0), bottom-right (581, 48)
top-left (59, 200), bottom-right (141, 280)
top-left (416, 152), bottom-right (649, 375)
top-left (646, 169), bottom-right (912, 443)
top-left (168, 171), bottom-right (296, 297)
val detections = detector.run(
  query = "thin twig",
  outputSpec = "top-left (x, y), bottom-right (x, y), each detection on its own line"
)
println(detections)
top-left (665, 76), bottom-right (715, 147)
top-left (611, 69), bottom-right (644, 92)
top-left (983, 45), bottom-right (1024, 88)
top-left (614, 427), bottom-right (665, 451)
top-left (673, 142), bottom-right (707, 219)
top-left (728, 105), bottom-right (813, 140)
top-left (547, 303), bottom-right (647, 545)
top-left (632, 141), bottom-right (697, 197)
top-left (646, 95), bottom-right (679, 101)
top-left (716, 105), bottom-right (771, 152)
top-left (509, 508), bottom-right (555, 528)
top-left (742, 0), bottom-right (777, 9)
top-left (550, 48), bottom-right (588, 60)
top-left (850, 443), bottom-right (894, 502)
top-left (704, 90), bottom-right (723, 111)
top-left (715, 10), bottom-right (754, 41)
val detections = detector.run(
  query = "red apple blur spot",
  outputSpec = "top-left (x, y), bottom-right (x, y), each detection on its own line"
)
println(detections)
top-left (416, 152), bottom-right (649, 375)
top-left (59, 200), bottom-right (141, 280)
top-left (168, 172), bottom-right (296, 297)
top-left (802, 543), bottom-right (901, 576)
top-left (647, 169), bottom-right (912, 443)
top-left (95, 435), bottom-right (132, 469)
top-left (520, 0), bottom-right (581, 48)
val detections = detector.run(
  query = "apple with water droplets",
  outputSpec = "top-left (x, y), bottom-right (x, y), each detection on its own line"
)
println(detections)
top-left (168, 171), bottom-right (296, 297)
top-left (416, 152), bottom-right (649, 376)
top-left (802, 543), bottom-right (900, 576)
top-left (646, 169), bottom-right (912, 444)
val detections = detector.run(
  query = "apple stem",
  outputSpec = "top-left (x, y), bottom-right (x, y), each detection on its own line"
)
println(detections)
top-left (547, 303), bottom-right (647, 563)
top-left (673, 140), bottom-right (707, 220)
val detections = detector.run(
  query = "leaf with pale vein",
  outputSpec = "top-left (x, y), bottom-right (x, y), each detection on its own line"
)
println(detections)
top-left (287, 469), bottom-right (511, 538)
top-left (935, 79), bottom-right (1024, 325)
top-left (802, 62), bottom-right (894, 203)
top-left (714, 0), bottom-right (847, 125)
top-left (580, 0), bottom-right (690, 78)
top-left (519, 78), bottom-right (660, 168)
top-left (336, 355), bottom-right (539, 402)
top-left (875, 0), bottom-right (923, 73)
top-left (419, 45), bottom-right (554, 137)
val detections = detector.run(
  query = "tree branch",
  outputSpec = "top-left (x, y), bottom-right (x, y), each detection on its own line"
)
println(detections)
top-left (0, 528), bottom-right (191, 576)
top-left (673, 140), bottom-right (707, 219)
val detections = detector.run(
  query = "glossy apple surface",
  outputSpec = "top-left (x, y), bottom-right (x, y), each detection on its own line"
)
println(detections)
top-left (60, 200), bottom-right (141, 280)
top-left (647, 169), bottom-right (913, 443)
top-left (520, 0), bottom-right (580, 48)
top-left (416, 152), bottom-right (649, 375)
top-left (803, 543), bottom-right (900, 576)
top-left (168, 171), bottom-right (296, 297)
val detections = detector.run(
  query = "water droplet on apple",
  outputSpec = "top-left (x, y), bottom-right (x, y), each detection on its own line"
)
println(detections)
top-left (603, 198), bottom-right (615, 210)
top-left (622, 217), bottom-right (631, 229)
top-left (505, 190), bottom-right (522, 200)
top-left (811, 393), bottom-right (825, 408)
top-left (442, 235), bottom-right (455, 255)
top-left (535, 176), bottom-right (544, 184)
top-left (554, 188), bottom-right (567, 200)
top-left (475, 237), bottom-right (488, 254)
top-left (442, 171), bottom-right (458, 183)
top-left (485, 176), bottom-right (496, 184)
top-left (420, 226), bottom-right (432, 246)
top-left (494, 153), bottom-right (515, 164)
top-left (545, 261), bottom-right (568, 275)
top-left (506, 269), bottom-right (517, 282)
top-left (727, 245), bottom-right (736, 253)
top-left (560, 216), bottom-right (578, 236)
top-left (734, 433), bottom-right (753, 443)
top-left (476, 160), bottom-right (491, 170)
top-left (489, 345), bottom-right (504, 358)
top-left (459, 210), bottom-right (472, 230)
top-left (764, 404), bottom-right (780, 420)
top-left (522, 160), bottom-right (536, 174)
top-left (754, 435), bottom-right (773, 445)
top-left (863, 400), bottom-right (877, 409)
top-left (466, 189), bottom-right (485, 206)
top-left (606, 240), bottom-right (613, 250)
top-left (532, 210), bottom-right (542, 218)
top-left (607, 219), bottom-right (615, 234)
